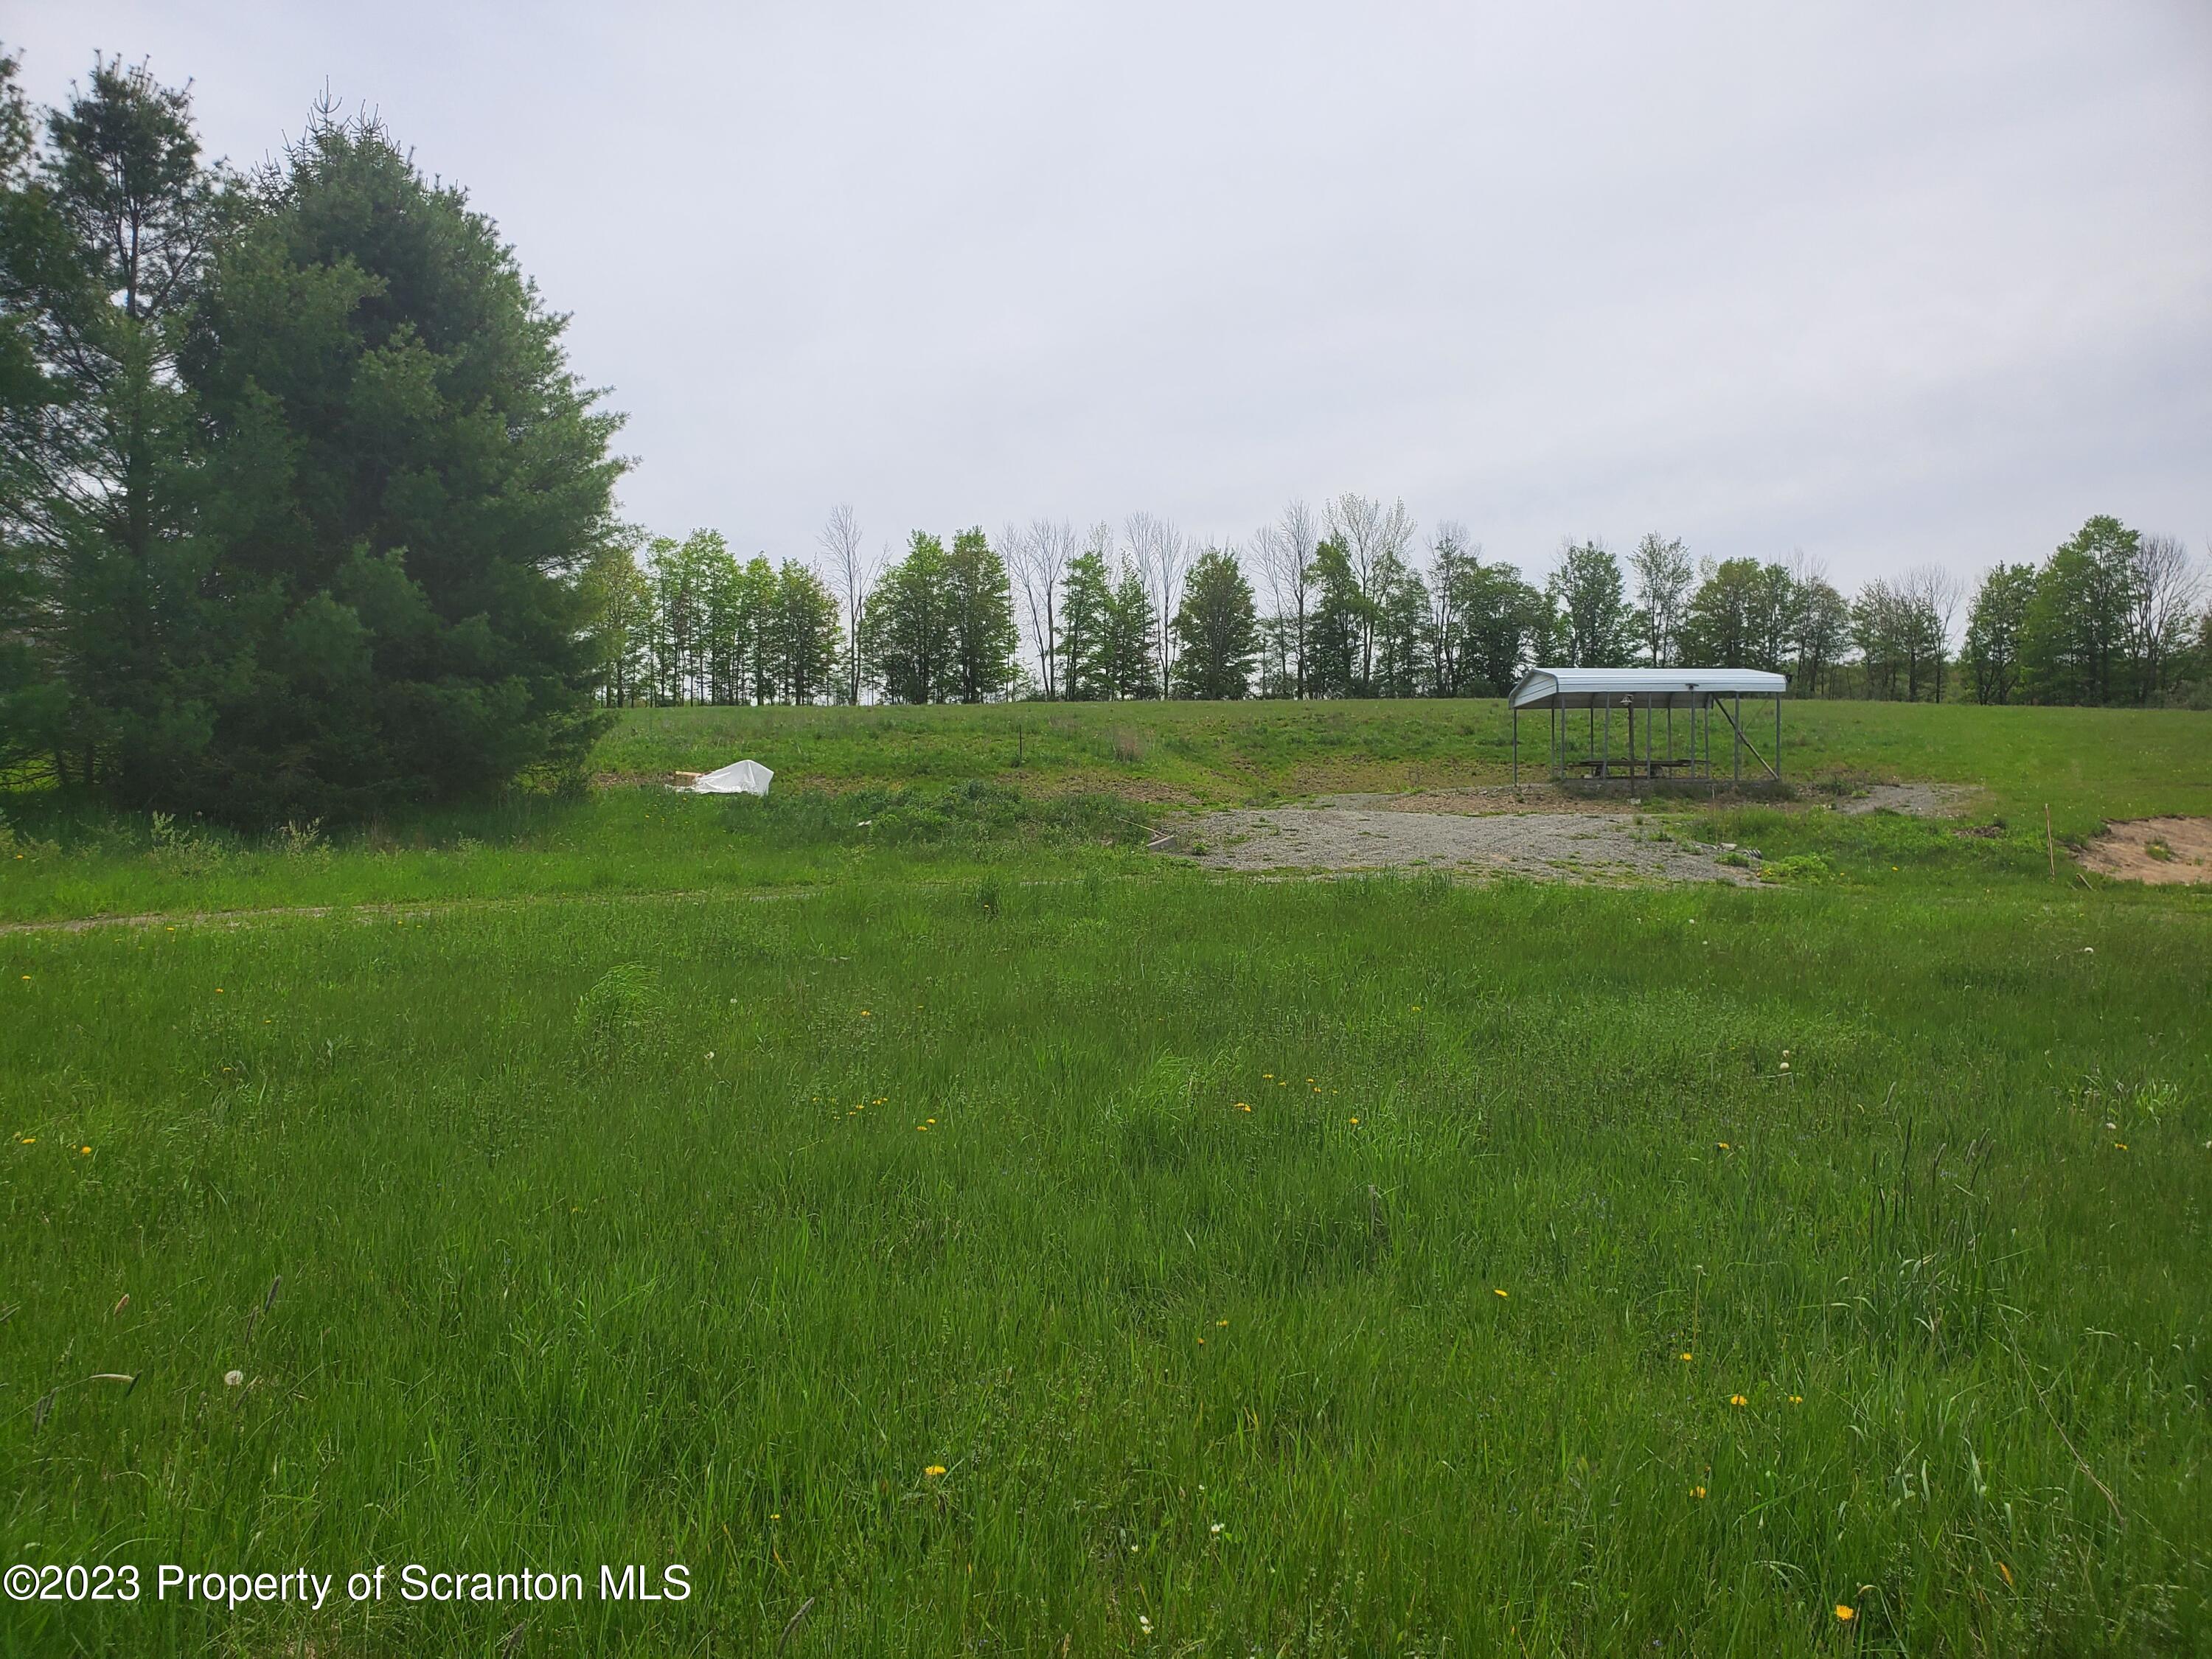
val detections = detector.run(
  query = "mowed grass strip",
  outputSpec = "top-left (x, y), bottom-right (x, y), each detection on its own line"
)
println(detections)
top-left (3, 877), bottom-right (2206, 1655)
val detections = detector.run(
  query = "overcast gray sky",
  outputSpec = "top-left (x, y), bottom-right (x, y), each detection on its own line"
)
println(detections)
top-left (13, 1), bottom-right (2211, 587)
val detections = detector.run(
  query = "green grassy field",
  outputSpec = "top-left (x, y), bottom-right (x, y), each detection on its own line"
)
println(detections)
top-left (2, 701), bottom-right (2208, 1657)
top-left (3, 699), bottom-right (2205, 925)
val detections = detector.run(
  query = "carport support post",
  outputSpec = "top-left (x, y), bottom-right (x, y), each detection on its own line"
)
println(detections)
top-left (1512, 706), bottom-right (1518, 787)
top-left (1732, 693), bottom-right (1742, 785)
top-left (1775, 697), bottom-right (1782, 780)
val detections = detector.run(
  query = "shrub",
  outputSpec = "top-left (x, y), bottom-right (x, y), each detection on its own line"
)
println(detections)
top-left (575, 964), bottom-right (666, 1068)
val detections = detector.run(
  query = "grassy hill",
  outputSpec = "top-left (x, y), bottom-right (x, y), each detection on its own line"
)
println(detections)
top-left (597, 698), bottom-right (2212, 832)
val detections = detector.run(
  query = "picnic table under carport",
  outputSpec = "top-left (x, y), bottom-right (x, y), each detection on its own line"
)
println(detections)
top-left (1506, 668), bottom-right (1789, 787)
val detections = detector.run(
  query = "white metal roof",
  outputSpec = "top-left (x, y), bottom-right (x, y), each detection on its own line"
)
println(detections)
top-left (1508, 667), bottom-right (1788, 709)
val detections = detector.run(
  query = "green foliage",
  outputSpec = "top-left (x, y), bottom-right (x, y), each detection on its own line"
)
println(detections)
top-left (1547, 539), bottom-right (1636, 667)
top-left (1681, 557), bottom-right (1796, 672)
top-left (168, 109), bottom-right (621, 820)
top-left (946, 526), bottom-right (1020, 703)
top-left (1170, 547), bottom-right (1259, 699)
top-left (1057, 544), bottom-right (1111, 700)
top-left (2019, 515), bottom-right (2156, 708)
top-left (1304, 534), bottom-right (1372, 696)
top-left (1432, 549), bottom-right (1550, 695)
top-left (0, 82), bottom-right (621, 821)
top-left (1964, 562), bottom-right (2037, 704)
top-left (622, 530), bottom-right (841, 706)
top-left (1758, 852), bottom-right (1834, 883)
top-left (861, 532), bottom-right (955, 703)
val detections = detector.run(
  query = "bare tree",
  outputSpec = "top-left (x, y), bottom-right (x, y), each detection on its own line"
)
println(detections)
top-left (1627, 533), bottom-right (1695, 666)
top-left (817, 503), bottom-right (871, 703)
top-left (2129, 532), bottom-right (2204, 702)
top-left (1252, 500), bottom-right (1318, 698)
top-left (1006, 518), bottom-right (1077, 699)
top-left (1123, 511), bottom-right (1187, 698)
top-left (1899, 564), bottom-right (1964, 702)
top-left (1326, 493), bottom-right (1418, 686)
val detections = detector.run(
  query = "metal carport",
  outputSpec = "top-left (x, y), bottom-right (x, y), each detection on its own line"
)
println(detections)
top-left (1506, 668), bottom-right (1788, 788)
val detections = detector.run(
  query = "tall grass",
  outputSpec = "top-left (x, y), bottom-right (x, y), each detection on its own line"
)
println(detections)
top-left (3, 874), bottom-right (2205, 1655)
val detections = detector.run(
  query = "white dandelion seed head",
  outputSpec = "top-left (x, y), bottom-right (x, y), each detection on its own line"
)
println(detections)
top-left (223, 1369), bottom-right (243, 1388)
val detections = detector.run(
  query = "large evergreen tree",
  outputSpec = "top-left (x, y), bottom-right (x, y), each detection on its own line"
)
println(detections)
top-left (160, 107), bottom-right (625, 818)
top-left (4, 57), bottom-right (229, 792)
top-left (0, 50), bottom-right (68, 771)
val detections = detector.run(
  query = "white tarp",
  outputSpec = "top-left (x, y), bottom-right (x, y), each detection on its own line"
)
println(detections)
top-left (689, 759), bottom-right (773, 796)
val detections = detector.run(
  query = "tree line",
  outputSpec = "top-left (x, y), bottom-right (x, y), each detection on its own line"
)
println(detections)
top-left (594, 498), bottom-right (2208, 713)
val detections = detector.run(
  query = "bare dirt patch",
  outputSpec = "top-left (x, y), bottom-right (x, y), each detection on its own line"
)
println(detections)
top-left (1155, 807), bottom-right (1757, 885)
top-left (2078, 817), bottom-right (2212, 886)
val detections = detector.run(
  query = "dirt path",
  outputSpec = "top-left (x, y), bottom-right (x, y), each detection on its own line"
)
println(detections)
top-left (0, 886), bottom-right (820, 938)
top-left (1155, 808), bottom-right (1758, 884)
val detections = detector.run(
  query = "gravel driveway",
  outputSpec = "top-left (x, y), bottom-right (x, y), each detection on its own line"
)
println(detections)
top-left (1155, 808), bottom-right (1757, 884)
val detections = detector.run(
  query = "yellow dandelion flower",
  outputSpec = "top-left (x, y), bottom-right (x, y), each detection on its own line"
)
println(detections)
top-left (1349, 1116), bottom-right (1360, 1125)
top-left (1493, 1288), bottom-right (1509, 1298)
top-left (80, 1146), bottom-right (90, 1155)
top-left (1679, 1352), bottom-right (1693, 1362)
top-left (1217, 1319), bottom-right (1228, 1326)
top-left (1234, 1102), bottom-right (1247, 1109)
top-left (1692, 1485), bottom-right (1705, 1498)
top-left (923, 1464), bottom-right (946, 1478)
top-left (1789, 1394), bottom-right (1803, 1404)
top-left (1729, 1394), bottom-right (1747, 1406)
top-left (1834, 1604), bottom-right (1855, 1622)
